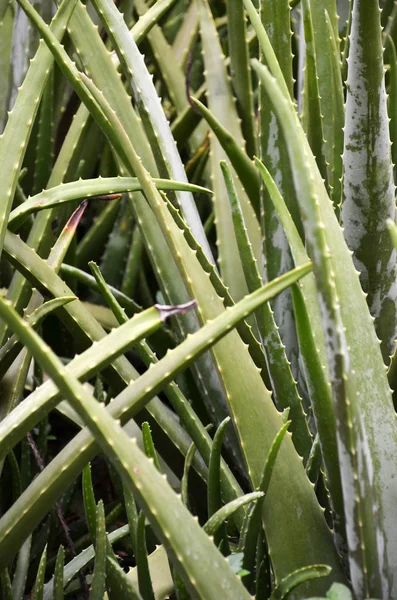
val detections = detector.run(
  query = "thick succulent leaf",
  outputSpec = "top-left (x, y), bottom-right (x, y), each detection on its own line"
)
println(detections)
top-left (253, 52), bottom-right (397, 598)
top-left (269, 565), bottom-right (332, 600)
top-left (89, 0), bottom-right (213, 261)
top-left (9, 177), bottom-right (211, 229)
top-left (204, 492), bottom-right (264, 537)
top-left (198, 0), bottom-right (261, 301)
top-left (222, 161), bottom-right (311, 461)
top-left (0, 294), bottom-right (195, 460)
top-left (255, 158), bottom-right (344, 541)
top-left (135, 512), bottom-right (155, 600)
top-left (0, 0), bottom-right (14, 133)
top-left (192, 97), bottom-right (260, 216)
top-left (342, 0), bottom-right (397, 363)
top-left (0, 296), bottom-right (75, 381)
top-left (53, 546), bottom-right (65, 600)
top-left (226, 0), bottom-right (256, 157)
top-left (0, 298), bottom-right (253, 600)
top-left (0, 0), bottom-right (77, 260)
top-left (253, 0), bottom-right (302, 384)
top-left (132, 0), bottom-right (177, 47)
top-left (302, 0), bottom-right (344, 208)
top-left (32, 545), bottom-right (47, 600)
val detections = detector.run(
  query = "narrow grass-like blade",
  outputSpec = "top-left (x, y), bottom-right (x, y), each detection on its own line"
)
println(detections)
top-left (269, 565), bottom-right (332, 600)
top-left (32, 545), bottom-right (47, 600)
top-left (89, 501), bottom-right (106, 600)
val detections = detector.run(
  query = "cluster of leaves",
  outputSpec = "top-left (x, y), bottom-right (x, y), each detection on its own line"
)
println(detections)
top-left (1, 0), bottom-right (397, 598)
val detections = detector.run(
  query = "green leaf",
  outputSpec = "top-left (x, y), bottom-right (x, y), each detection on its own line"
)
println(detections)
top-left (253, 50), bottom-right (397, 597)
top-left (269, 565), bottom-right (332, 600)
top-left (0, 298), bottom-right (252, 600)
top-left (136, 512), bottom-right (155, 600)
top-left (83, 464), bottom-right (97, 542)
top-left (8, 177), bottom-right (211, 230)
top-left (198, 0), bottom-right (261, 300)
top-left (342, 0), bottom-right (397, 363)
top-left (141, 422), bottom-right (161, 473)
top-left (53, 546), bottom-right (65, 600)
top-left (204, 492), bottom-right (264, 537)
top-left (90, 501), bottom-right (107, 600)
top-left (32, 545), bottom-right (47, 600)
top-left (0, 0), bottom-right (78, 260)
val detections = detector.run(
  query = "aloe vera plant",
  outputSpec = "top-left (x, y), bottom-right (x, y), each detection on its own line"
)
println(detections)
top-left (1, 0), bottom-right (397, 598)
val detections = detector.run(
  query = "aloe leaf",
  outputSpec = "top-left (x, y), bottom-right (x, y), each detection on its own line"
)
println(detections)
top-left (269, 565), bottom-right (332, 600)
top-left (253, 53), bottom-right (397, 597)
top-left (89, 501), bottom-right (107, 600)
top-left (136, 512), bottom-right (155, 600)
top-left (302, 0), bottom-right (343, 208)
top-left (9, 177), bottom-right (211, 229)
top-left (106, 556), bottom-right (142, 600)
top-left (222, 161), bottom-right (311, 460)
top-left (254, 159), bottom-right (341, 525)
top-left (164, 197), bottom-right (270, 386)
top-left (75, 200), bottom-right (120, 269)
top-left (32, 545), bottom-right (47, 600)
top-left (82, 464), bottom-right (97, 542)
top-left (239, 420), bottom-right (290, 587)
top-left (0, 0), bottom-right (77, 260)
top-left (204, 492), bottom-right (264, 537)
top-left (0, 296), bottom-right (76, 381)
top-left (226, 0), bottom-right (256, 157)
top-left (300, 0), bottom-right (327, 182)
top-left (133, 0), bottom-right (189, 120)
top-left (0, 262), bottom-right (318, 575)
top-left (253, 0), bottom-right (302, 385)
top-left (208, 417), bottom-right (230, 518)
top-left (53, 546), bottom-right (65, 600)
top-left (0, 291), bottom-right (194, 460)
top-left (342, 0), bottom-right (397, 362)
top-left (11, 534), bottom-right (31, 600)
top-left (207, 416), bottom-right (230, 552)
top-left (132, 0), bottom-right (177, 46)
top-left (142, 422), bottom-right (161, 472)
top-left (191, 98), bottom-right (260, 216)
top-left (181, 441), bottom-right (197, 508)
top-left (291, 284), bottom-right (344, 534)
top-left (0, 299), bottom-right (252, 600)
top-left (32, 68), bottom-right (54, 195)
top-left (0, 0), bottom-right (14, 133)
top-left (0, 569), bottom-right (12, 600)
top-left (42, 525), bottom-right (130, 598)
top-left (89, 0), bottom-right (213, 262)
top-left (60, 264), bottom-right (140, 314)
top-left (121, 227), bottom-right (143, 299)
top-left (0, 200), bottom-right (85, 424)
top-left (198, 0), bottom-right (261, 301)
top-left (172, 0), bottom-right (198, 67)
top-left (386, 35), bottom-right (397, 174)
